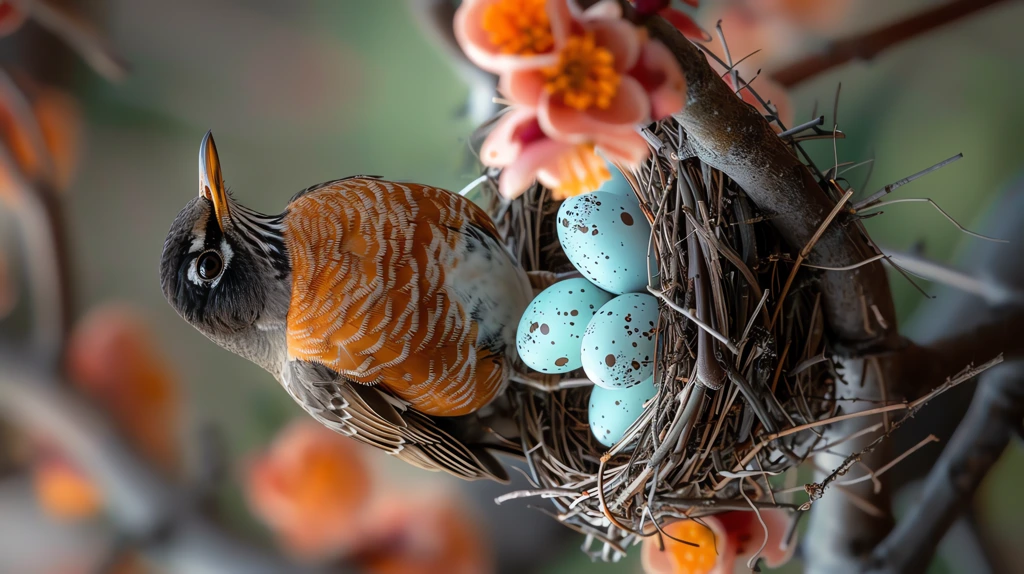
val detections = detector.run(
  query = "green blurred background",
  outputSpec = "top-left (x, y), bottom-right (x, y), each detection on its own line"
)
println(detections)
top-left (3, 0), bottom-right (1023, 572)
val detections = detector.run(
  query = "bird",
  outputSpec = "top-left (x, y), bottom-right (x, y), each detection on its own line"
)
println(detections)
top-left (159, 131), bottom-right (534, 482)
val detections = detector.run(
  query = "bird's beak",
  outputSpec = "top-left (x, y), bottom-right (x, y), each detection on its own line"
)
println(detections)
top-left (199, 130), bottom-right (230, 232)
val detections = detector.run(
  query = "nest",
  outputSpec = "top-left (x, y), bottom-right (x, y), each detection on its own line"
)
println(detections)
top-left (478, 114), bottom-right (841, 558)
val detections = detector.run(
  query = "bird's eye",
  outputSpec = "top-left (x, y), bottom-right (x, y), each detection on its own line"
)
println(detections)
top-left (196, 250), bottom-right (224, 281)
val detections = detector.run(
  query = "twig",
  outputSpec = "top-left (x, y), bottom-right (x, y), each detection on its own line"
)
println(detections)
top-left (884, 250), bottom-right (1024, 305)
top-left (772, 0), bottom-right (1014, 87)
top-left (859, 198), bottom-right (1006, 243)
top-left (647, 285), bottom-right (739, 354)
top-left (853, 154), bottom-right (963, 211)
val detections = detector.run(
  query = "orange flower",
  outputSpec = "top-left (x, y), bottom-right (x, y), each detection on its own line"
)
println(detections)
top-left (357, 490), bottom-right (493, 574)
top-left (66, 304), bottom-right (181, 471)
top-left (31, 453), bottom-right (102, 521)
top-left (245, 420), bottom-right (372, 560)
top-left (641, 510), bottom-right (795, 574)
top-left (455, 0), bottom-right (572, 73)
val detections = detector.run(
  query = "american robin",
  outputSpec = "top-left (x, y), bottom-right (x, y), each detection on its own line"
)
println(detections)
top-left (159, 131), bottom-right (533, 482)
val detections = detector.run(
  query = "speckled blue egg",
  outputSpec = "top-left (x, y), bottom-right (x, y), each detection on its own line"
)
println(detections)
top-left (581, 293), bottom-right (658, 389)
top-left (516, 279), bottom-right (614, 374)
top-left (557, 191), bottom-right (652, 295)
top-left (589, 376), bottom-right (658, 447)
top-left (598, 164), bottom-right (633, 196)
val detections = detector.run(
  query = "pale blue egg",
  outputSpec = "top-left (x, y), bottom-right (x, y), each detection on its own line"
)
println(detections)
top-left (557, 191), bottom-right (652, 295)
top-left (581, 293), bottom-right (659, 389)
top-left (598, 163), bottom-right (633, 196)
top-left (516, 278), bottom-right (614, 374)
top-left (589, 376), bottom-right (658, 448)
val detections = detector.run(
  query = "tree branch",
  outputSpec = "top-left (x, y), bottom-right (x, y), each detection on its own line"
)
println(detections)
top-left (772, 0), bottom-right (1014, 88)
top-left (0, 357), bottom-right (336, 574)
top-left (867, 360), bottom-right (1024, 573)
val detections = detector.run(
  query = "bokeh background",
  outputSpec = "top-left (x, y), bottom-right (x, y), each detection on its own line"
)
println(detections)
top-left (1, 0), bottom-right (1022, 572)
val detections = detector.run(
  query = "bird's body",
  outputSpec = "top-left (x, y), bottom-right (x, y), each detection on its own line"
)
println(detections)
top-left (160, 132), bottom-right (532, 481)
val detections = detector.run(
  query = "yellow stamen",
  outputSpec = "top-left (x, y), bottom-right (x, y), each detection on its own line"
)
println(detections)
top-left (544, 33), bottom-right (620, 110)
top-left (481, 0), bottom-right (554, 55)
top-left (551, 145), bottom-right (611, 200)
top-left (663, 519), bottom-right (720, 574)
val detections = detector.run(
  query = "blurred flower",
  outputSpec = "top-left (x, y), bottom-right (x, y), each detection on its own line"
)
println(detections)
top-left (66, 304), bottom-right (181, 471)
top-left (30, 305), bottom-right (182, 522)
top-left (357, 489), bottom-right (493, 574)
top-left (31, 452), bottom-right (102, 521)
top-left (0, 1), bottom-right (27, 38)
top-left (0, 83), bottom-right (82, 201)
top-left (458, 0), bottom-right (687, 199)
top-left (245, 420), bottom-right (372, 560)
top-left (641, 510), bottom-right (794, 574)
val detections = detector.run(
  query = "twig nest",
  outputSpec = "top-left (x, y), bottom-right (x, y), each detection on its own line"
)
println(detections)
top-left (488, 116), bottom-right (836, 560)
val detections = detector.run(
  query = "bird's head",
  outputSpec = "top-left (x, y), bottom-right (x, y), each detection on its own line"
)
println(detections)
top-left (159, 131), bottom-right (291, 371)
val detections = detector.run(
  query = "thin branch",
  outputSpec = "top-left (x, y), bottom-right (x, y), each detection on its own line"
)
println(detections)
top-left (772, 0), bottom-right (1014, 87)
top-left (868, 361), bottom-right (1024, 573)
top-left (853, 154), bottom-right (963, 211)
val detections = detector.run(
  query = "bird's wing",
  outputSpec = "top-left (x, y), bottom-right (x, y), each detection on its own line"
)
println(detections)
top-left (282, 178), bottom-right (507, 416)
top-left (282, 360), bottom-right (509, 482)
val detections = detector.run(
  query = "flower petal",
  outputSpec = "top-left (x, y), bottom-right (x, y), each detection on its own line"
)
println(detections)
top-left (498, 137), bottom-right (575, 199)
top-left (595, 128), bottom-right (650, 167)
top-left (480, 106), bottom-right (542, 168)
top-left (587, 18), bottom-right (642, 73)
top-left (499, 69), bottom-right (546, 107)
top-left (539, 75), bottom-right (650, 143)
top-left (632, 39), bottom-right (686, 120)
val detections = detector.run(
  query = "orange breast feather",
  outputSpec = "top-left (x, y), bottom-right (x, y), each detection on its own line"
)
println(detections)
top-left (284, 179), bottom-right (505, 417)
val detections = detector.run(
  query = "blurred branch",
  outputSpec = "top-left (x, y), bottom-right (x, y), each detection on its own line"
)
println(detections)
top-left (772, 0), bottom-right (1014, 88)
top-left (867, 360), bottom-right (1024, 573)
top-left (17, 0), bottom-right (128, 82)
top-left (898, 309), bottom-right (1024, 400)
top-left (406, 0), bottom-right (498, 125)
top-left (0, 71), bottom-right (71, 366)
top-left (0, 356), bottom-right (337, 574)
